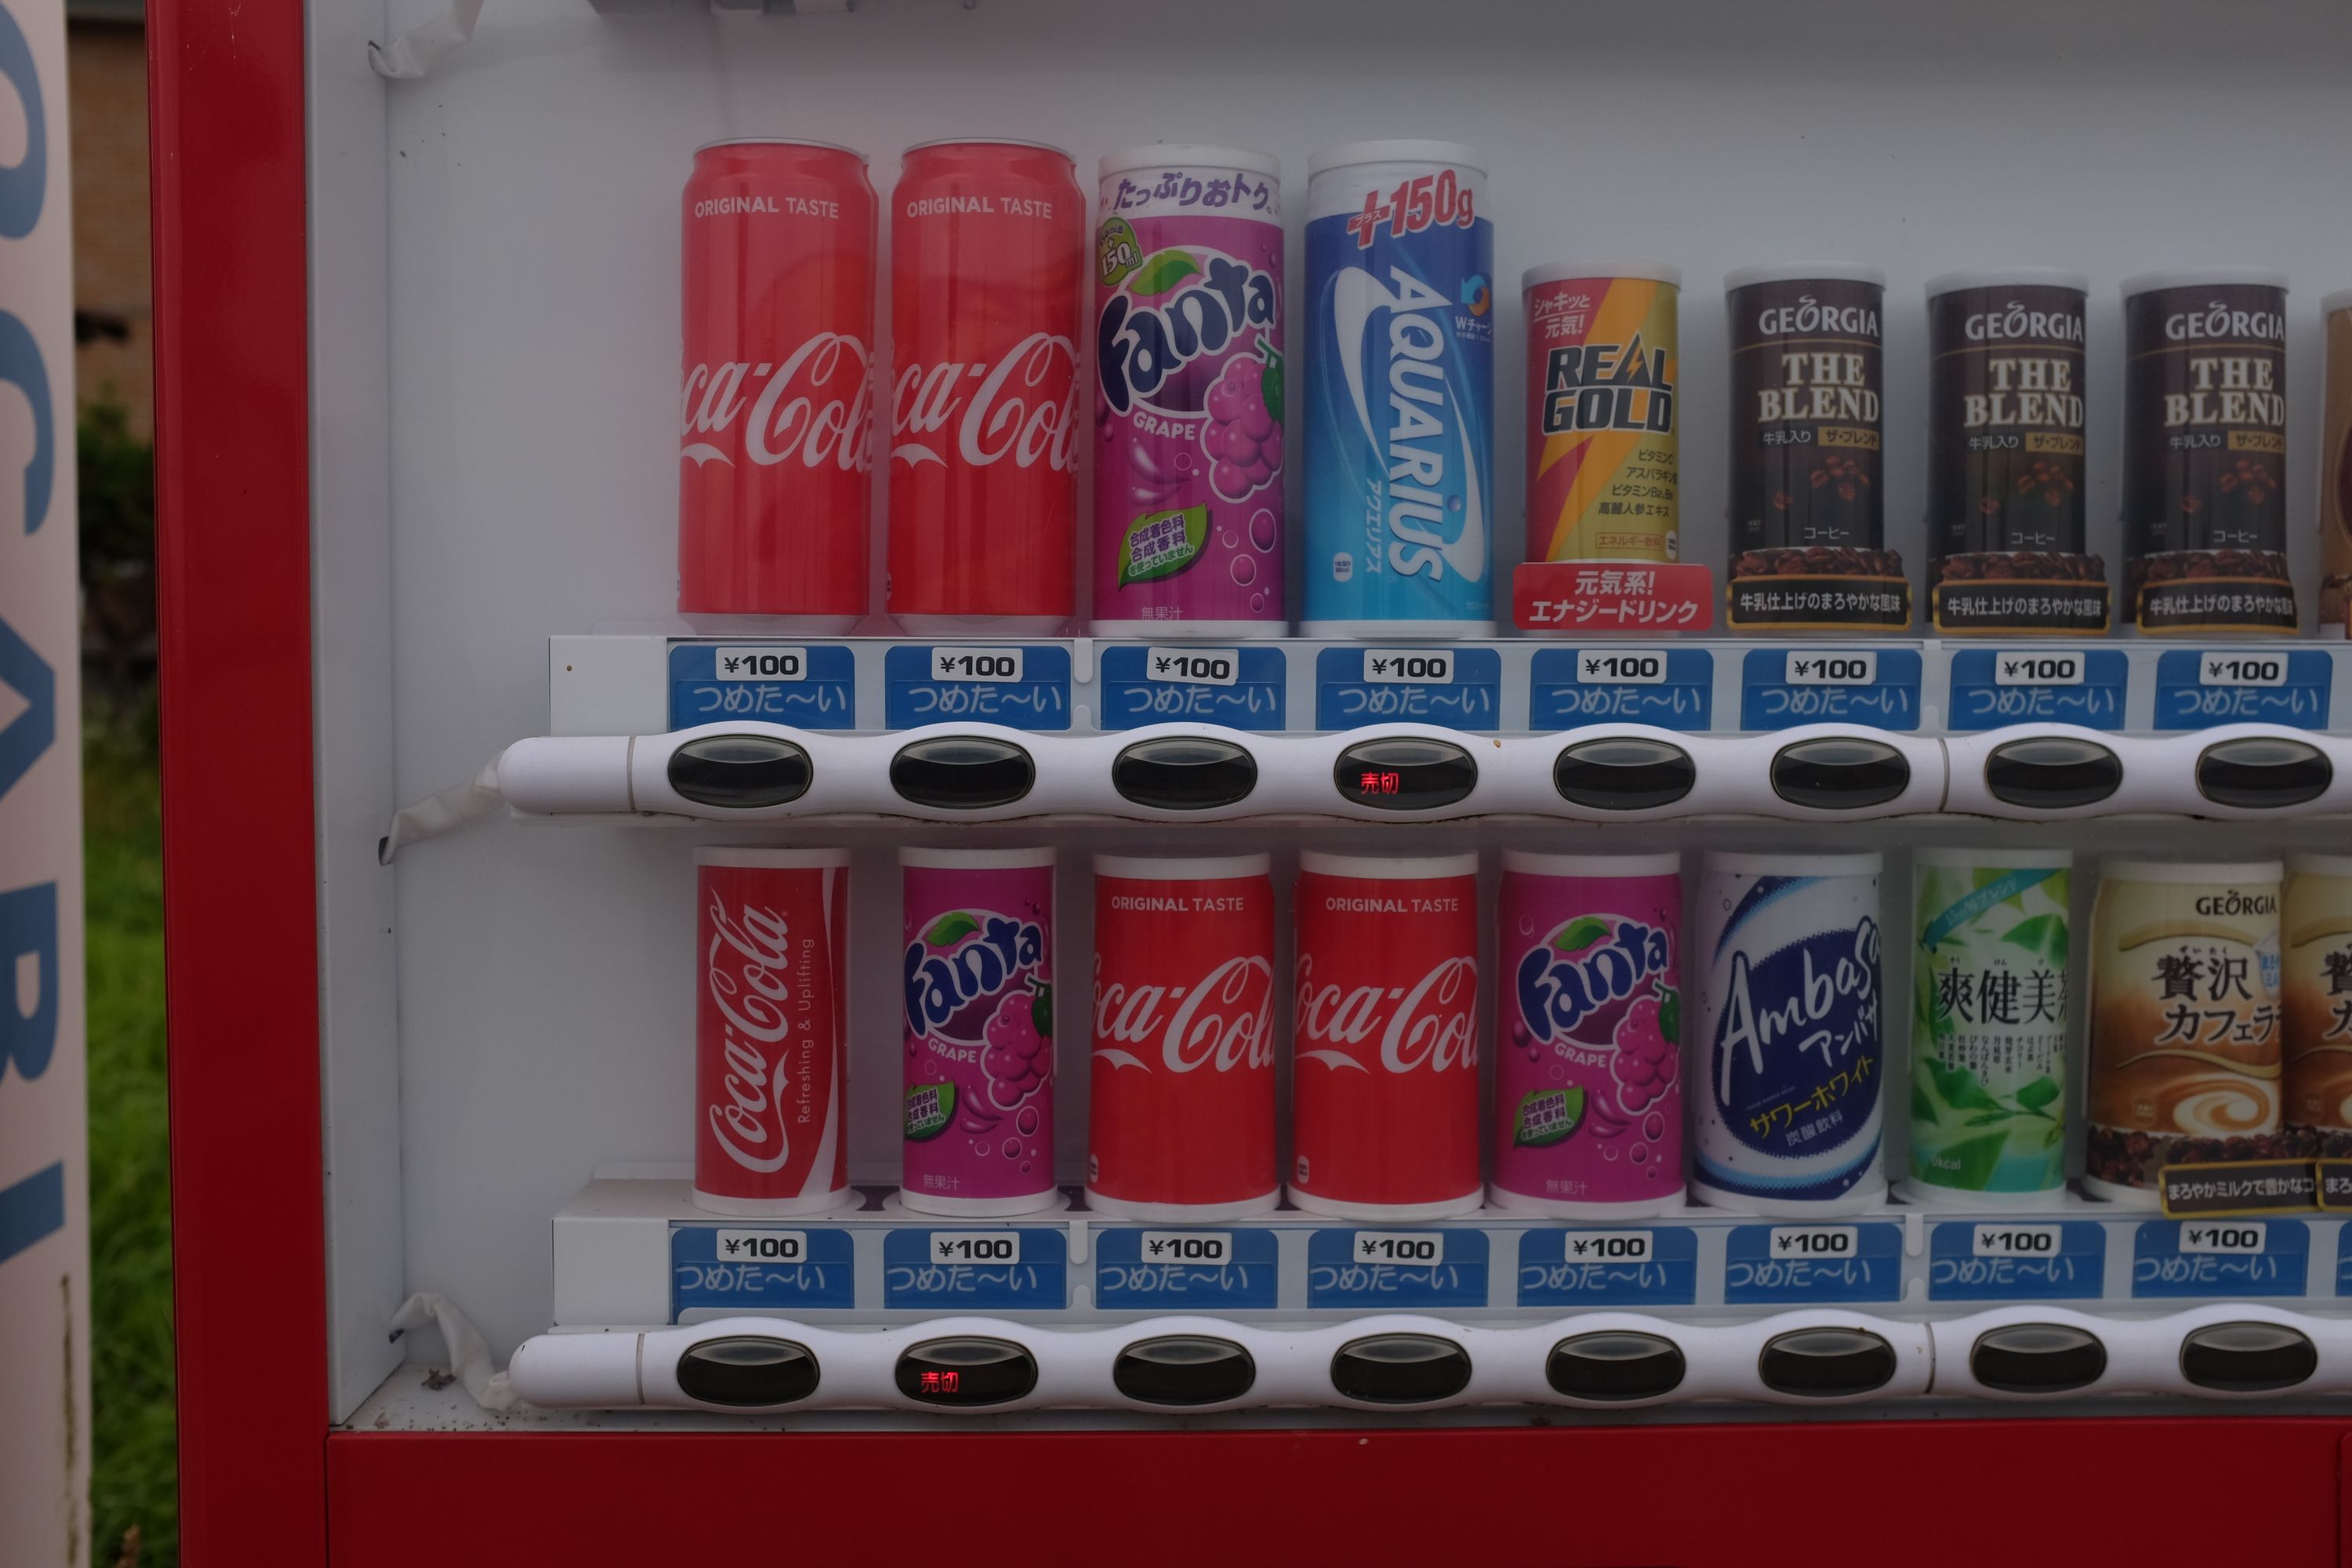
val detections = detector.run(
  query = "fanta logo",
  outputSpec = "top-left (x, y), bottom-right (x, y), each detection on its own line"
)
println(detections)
top-left (1091, 954), bottom-right (1275, 1073)
top-left (1294, 953), bottom-right (1477, 1074)
top-left (1516, 916), bottom-right (1671, 1044)
top-left (1097, 252), bottom-right (1276, 416)
top-left (1329, 264), bottom-right (1486, 585)
top-left (905, 912), bottom-right (1047, 1041)
top-left (681, 332), bottom-right (874, 471)
top-left (891, 332), bottom-right (1079, 473)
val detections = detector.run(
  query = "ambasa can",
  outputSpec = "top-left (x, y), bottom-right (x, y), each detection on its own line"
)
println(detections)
top-left (1925, 270), bottom-right (2106, 634)
top-left (1086, 854), bottom-right (1278, 1220)
top-left (2284, 855), bottom-right (2352, 1152)
top-left (2084, 858), bottom-right (2285, 1205)
top-left (1904, 848), bottom-right (2073, 1206)
top-left (678, 140), bottom-right (877, 629)
top-left (1523, 261), bottom-right (1681, 567)
top-left (1692, 850), bottom-right (1886, 1215)
top-left (2320, 291), bottom-right (2352, 632)
top-left (692, 848), bottom-right (854, 1216)
top-left (1723, 264), bottom-right (1907, 632)
top-left (1290, 850), bottom-right (1481, 1218)
top-left (1301, 141), bottom-right (1497, 637)
top-left (887, 140), bottom-right (1084, 632)
top-left (1491, 851), bottom-right (1684, 1218)
top-left (2121, 270), bottom-right (2295, 633)
top-left (1092, 147), bottom-right (1286, 638)
top-left (900, 847), bottom-right (1057, 1215)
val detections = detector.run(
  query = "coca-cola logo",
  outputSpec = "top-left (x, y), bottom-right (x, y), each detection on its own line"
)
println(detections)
top-left (891, 332), bottom-right (1079, 473)
top-left (1091, 953), bottom-right (1275, 1073)
top-left (1294, 953), bottom-right (1477, 1074)
top-left (1515, 915), bottom-right (1671, 1047)
top-left (705, 891), bottom-right (797, 1174)
top-left (681, 332), bottom-right (874, 472)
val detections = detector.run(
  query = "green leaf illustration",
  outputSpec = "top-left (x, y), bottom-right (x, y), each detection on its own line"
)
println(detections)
top-left (1131, 248), bottom-right (1201, 296)
top-left (1259, 345), bottom-right (1285, 425)
top-left (1911, 1084), bottom-right (1937, 1125)
top-left (1925, 1057), bottom-right (2002, 1113)
top-left (1962, 1110), bottom-right (2014, 1127)
top-left (1656, 986), bottom-right (1680, 1045)
top-left (2016, 1076), bottom-right (2060, 1111)
top-left (920, 910), bottom-right (978, 948)
top-left (2042, 1123), bottom-right (2065, 1149)
top-left (1512, 1086), bottom-right (1584, 1149)
top-left (1551, 916), bottom-right (1611, 955)
top-left (1972, 864), bottom-right (2031, 914)
top-left (1116, 506), bottom-right (1208, 586)
top-left (1030, 981), bottom-right (1053, 1040)
top-left (904, 1083), bottom-right (956, 1142)
top-left (2001, 913), bottom-right (2069, 967)
top-left (1944, 1131), bottom-right (2011, 1189)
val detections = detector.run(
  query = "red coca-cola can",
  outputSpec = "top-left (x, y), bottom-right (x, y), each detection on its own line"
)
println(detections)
top-left (1290, 851), bottom-right (1482, 1219)
top-left (679, 140), bottom-right (877, 629)
top-left (886, 139), bottom-right (1083, 631)
top-left (1087, 854), bottom-right (1279, 1221)
top-left (693, 848), bottom-right (855, 1215)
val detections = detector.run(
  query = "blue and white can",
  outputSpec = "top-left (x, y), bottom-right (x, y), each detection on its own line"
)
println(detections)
top-left (1693, 850), bottom-right (1886, 1215)
top-left (1301, 140), bottom-right (1496, 637)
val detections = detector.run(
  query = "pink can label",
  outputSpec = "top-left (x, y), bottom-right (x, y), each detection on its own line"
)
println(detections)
top-left (902, 862), bottom-right (1054, 1203)
top-left (1495, 869), bottom-right (1685, 1207)
top-left (1092, 162), bottom-right (1284, 627)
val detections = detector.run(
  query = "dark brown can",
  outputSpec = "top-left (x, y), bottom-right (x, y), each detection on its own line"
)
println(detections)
top-left (1926, 270), bottom-right (2106, 633)
top-left (1725, 265), bottom-right (1908, 630)
top-left (2122, 270), bottom-right (2294, 633)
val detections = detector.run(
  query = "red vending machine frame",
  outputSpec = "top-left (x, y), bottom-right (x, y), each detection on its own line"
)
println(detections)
top-left (145, 0), bottom-right (2352, 1561)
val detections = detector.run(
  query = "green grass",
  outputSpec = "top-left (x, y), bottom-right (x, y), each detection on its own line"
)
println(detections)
top-left (84, 715), bottom-right (175, 1568)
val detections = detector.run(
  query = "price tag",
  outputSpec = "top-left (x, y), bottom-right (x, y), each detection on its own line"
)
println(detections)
top-left (669, 1225), bottom-right (855, 1316)
top-left (1739, 647), bottom-right (1921, 731)
top-left (1516, 1226), bottom-right (1697, 1308)
top-left (2130, 1218), bottom-right (2307, 1298)
top-left (1527, 646), bottom-right (1713, 731)
top-left (1094, 1227), bottom-right (1277, 1309)
top-left (884, 644), bottom-right (1072, 731)
top-left (1926, 1221), bottom-right (2104, 1302)
top-left (1946, 648), bottom-right (2127, 731)
top-left (2152, 648), bottom-right (2331, 731)
top-left (882, 1226), bottom-right (1067, 1310)
top-left (1723, 1221), bottom-right (1902, 1304)
top-left (1315, 645), bottom-right (1501, 732)
top-left (1097, 644), bottom-right (1287, 731)
top-left (1307, 1227), bottom-right (1486, 1308)
top-left (666, 642), bottom-right (857, 731)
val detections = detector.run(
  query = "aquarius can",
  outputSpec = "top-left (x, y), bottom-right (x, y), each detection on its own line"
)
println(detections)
top-left (900, 847), bottom-right (1058, 1214)
top-left (2084, 858), bottom-right (2285, 1204)
top-left (2284, 855), bottom-right (2352, 1152)
top-left (1692, 850), bottom-right (1886, 1215)
top-left (1492, 851), bottom-right (1684, 1218)
top-left (1301, 141), bottom-right (1496, 637)
top-left (1904, 848), bottom-right (2073, 1206)
top-left (1522, 261), bottom-right (1681, 567)
top-left (1092, 147), bottom-right (1287, 637)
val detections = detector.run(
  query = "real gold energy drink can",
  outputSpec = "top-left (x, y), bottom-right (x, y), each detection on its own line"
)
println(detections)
top-left (1523, 261), bottom-right (1680, 565)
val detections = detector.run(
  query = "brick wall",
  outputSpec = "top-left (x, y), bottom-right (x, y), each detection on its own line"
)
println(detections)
top-left (67, 17), bottom-right (151, 440)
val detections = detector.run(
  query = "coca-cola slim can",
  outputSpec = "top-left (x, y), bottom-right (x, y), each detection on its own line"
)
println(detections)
top-left (692, 848), bottom-right (855, 1216)
top-left (678, 140), bottom-right (877, 629)
top-left (887, 140), bottom-right (1084, 632)
top-left (1087, 854), bottom-right (1279, 1220)
top-left (1290, 851), bottom-right (1482, 1220)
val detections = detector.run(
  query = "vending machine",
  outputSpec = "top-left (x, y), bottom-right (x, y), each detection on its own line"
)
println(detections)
top-left (151, 2), bottom-right (2352, 1563)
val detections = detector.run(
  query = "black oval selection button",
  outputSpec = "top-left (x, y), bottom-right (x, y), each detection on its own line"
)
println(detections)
top-left (1334, 737), bottom-right (1477, 811)
top-left (675, 1336), bottom-right (821, 1408)
top-left (1984, 735), bottom-right (2123, 811)
top-left (1112, 1336), bottom-right (1257, 1407)
top-left (1330, 1334), bottom-right (1472, 1405)
top-left (895, 1337), bottom-right (1039, 1407)
top-left (2180, 1321), bottom-right (2318, 1393)
top-left (1546, 1331), bottom-right (1686, 1403)
top-left (1969, 1323), bottom-right (2107, 1394)
top-left (1757, 1327), bottom-right (1899, 1398)
top-left (667, 734), bottom-right (813, 809)
top-left (889, 736), bottom-right (1035, 811)
top-left (1553, 736), bottom-right (1696, 812)
top-left (1111, 736), bottom-right (1258, 811)
top-left (1771, 736), bottom-right (1911, 811)
top-left (2196, 735), bottom-right (2332, 811)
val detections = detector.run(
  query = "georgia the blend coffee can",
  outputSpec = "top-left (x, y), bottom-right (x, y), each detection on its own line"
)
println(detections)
top-left (2320, 291), bottom-right (2352, 632)
top-left (1693, 850), bottom-right (1886, 1215)
top-left (900, 846), bottom-right (1058, 1215)
top-left (1086, 854), bottom-right (1278, 1220)
top-left (1522, 261), bottom-right (1681, 567)
top-left (1492, 851), bottom-right (1685, 1218)
top-left (1723, 264), bottom-right (1907, 632)
top-left (1092, 146), bottom-right (1286, 637)
top-left (1925, 270), bottom-right (2107, 634)
top-left (2121, 269), bottom-right (2295, 633)
top-left (1290, 850), bottom-right (1481, 1218)
top-left (2283, 855), bottom-right (2352, 1152)
top-left (693, 848), bottom-right (855, 1216)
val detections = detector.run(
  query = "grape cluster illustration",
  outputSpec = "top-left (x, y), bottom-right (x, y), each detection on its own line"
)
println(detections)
top-left (982, 982), bottom-right (1052, 1111)
top-left (1609, 993), bottom-right (1679, 1116)
top-left (1201, 350), bottom-right (1279, 503)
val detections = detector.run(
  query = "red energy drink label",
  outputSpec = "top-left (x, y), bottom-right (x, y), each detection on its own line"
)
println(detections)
top-left (1523, 261), bottom-right (1681, 565)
